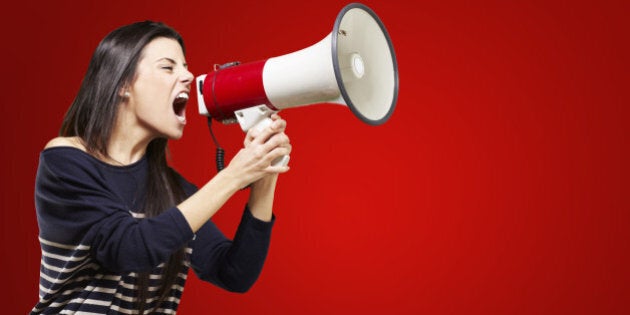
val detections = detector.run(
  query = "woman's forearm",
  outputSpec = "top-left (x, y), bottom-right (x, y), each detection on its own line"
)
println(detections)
top-left (177, 170), bottom-right (243, 232)
top-left (247, 175), bottom-right (279, 222)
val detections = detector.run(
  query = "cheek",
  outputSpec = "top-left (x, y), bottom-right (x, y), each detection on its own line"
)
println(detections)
top-left (136, 79), bottom-right (169, 108)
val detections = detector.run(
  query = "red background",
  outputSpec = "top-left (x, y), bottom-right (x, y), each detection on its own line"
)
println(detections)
top-left (3, 0), bottom-right (629, 314)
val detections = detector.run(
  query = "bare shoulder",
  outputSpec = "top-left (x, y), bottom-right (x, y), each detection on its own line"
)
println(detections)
top-left (44, 136), bottom-right (86, 151)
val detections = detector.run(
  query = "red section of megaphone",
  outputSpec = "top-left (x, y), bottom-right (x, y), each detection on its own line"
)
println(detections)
top-left (201, 60), bottom-right (276, 122)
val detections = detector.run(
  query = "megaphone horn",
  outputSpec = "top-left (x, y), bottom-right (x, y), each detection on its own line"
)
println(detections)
top-left (196, 2), bottom-right (399, 167)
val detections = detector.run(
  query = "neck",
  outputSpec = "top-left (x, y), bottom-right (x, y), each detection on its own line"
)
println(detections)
top-left (106, 109), bottom-right (154, 166)
top-left (105, 138), bottom-right (149, 165)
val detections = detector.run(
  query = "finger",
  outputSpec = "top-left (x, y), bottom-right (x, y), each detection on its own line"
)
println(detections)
top-left (252, 121), bottom-right (286, 146)
top-left (264, 149), bottom-right (292, 173)
top-left (244, 128), bottom-right (258, 147)
top-left (270, 117), bottom-right (286, 131)
top-left (268, 143), bottom-right (291, 161)
top-left (245, 118), bottom-right (280, 145)
top-left (261, 132), bottom-right (290, 154)
top-left (283, 142), bottom-right (293, 155)
top-left (266, 164), bottom-right (290, 173)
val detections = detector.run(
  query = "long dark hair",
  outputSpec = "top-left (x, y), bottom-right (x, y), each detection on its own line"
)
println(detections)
top-left (60, 21), bottom-right (187, 312)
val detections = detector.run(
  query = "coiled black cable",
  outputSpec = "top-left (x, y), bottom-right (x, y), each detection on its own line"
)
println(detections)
top-left (207, 117), bottom-right (225, 172)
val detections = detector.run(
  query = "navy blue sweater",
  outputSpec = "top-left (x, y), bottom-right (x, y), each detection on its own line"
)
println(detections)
top-left (31, 147), bottom-right (274, 314)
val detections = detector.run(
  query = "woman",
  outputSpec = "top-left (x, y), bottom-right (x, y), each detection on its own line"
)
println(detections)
top-left (31, 21), bottom-right (291, 314)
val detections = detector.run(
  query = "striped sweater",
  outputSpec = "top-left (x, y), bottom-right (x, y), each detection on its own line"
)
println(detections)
top-left (31, 147), bottom-right (274, 314)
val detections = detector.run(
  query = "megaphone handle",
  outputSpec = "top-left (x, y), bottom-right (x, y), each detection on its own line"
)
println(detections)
top-left (252, 118), bottom-right (290, 168)
top-left (235, 105), bottom-right (290, 168)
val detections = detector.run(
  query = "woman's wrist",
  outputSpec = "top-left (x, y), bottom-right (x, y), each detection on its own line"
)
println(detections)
top-left (251, 173), bottom-right (278, 191)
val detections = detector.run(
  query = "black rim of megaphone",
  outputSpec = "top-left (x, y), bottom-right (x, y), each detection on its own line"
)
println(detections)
top-left (332, 2), bottom-right (399, 126)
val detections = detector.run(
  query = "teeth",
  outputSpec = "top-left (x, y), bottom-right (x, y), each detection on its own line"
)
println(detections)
top-left (173, 92), bottom-right (188, 124)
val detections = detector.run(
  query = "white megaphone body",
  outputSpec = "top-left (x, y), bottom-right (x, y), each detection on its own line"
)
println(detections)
top-left (196, 2), bottom-right (398, 167)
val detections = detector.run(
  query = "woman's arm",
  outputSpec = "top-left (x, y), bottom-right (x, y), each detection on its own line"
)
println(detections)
top-left (177, 114), bottom-right (291, 231)
top-left (247, 174), bottom-right (278, 222)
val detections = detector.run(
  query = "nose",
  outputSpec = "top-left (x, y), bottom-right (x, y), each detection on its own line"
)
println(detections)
top-left (180, 68), bottom-right (194, 86)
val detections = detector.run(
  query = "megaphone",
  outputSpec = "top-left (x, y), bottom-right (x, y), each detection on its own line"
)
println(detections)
top-left (196, 2), bottom-right (398, 167)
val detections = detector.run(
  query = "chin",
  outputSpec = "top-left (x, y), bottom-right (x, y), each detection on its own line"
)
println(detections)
top-left (162, 127), bottom-right (185, 140)
top-left (169, 131), bottom-right (184, 140)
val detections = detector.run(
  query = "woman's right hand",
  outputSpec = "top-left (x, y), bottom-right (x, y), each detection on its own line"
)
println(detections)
top-left (224, 114), bottom-right (292, 189)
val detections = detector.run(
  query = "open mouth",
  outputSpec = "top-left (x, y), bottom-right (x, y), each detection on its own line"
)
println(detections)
top-left (173, 92), bottom-right (189, 123)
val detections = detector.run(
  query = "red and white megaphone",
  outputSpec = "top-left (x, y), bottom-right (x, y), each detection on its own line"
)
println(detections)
top-left (196, 2), bottom-right (398, 167)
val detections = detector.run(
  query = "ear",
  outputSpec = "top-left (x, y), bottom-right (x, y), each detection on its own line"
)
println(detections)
top-left (119, 86), bottom-right (131, 100)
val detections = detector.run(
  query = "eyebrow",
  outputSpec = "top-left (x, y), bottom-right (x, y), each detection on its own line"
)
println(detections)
top-left (157, 57), bottom-right (188, 68)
